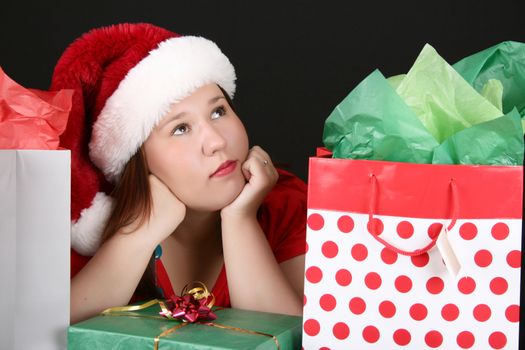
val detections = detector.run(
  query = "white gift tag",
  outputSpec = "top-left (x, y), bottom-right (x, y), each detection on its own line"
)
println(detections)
top-left (436, 225), bottom-right (461, 278)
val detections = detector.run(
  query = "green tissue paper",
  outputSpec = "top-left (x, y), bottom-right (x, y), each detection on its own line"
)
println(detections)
top-left (395, 44), bottom-right (503, 143)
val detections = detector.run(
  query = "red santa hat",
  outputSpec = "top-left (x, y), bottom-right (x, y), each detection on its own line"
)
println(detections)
top-left (50, 23), bottom-right (236, 256)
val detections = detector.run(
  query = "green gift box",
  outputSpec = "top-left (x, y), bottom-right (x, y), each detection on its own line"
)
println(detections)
top-left (68, 302), bottom-right (302, 349)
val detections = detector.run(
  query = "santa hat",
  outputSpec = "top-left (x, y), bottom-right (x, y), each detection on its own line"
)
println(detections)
top-left (50, 23), bottom-right (236, 256)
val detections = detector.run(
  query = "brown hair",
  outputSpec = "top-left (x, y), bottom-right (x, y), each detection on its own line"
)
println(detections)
top-left (101, 147), bottom-right (152, 243)
top-left (101, 146), bottom-right (159, 297)
top-left (100, 84), bottom-right (236, 299)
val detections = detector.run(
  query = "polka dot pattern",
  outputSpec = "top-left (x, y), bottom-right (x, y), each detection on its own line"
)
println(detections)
top-left (362, 325), bottom-right (380, 343)
top-left (379, 300), bottom-right (396, 318)
top-left (458, 277), bottom-right (476, 294)
top-left (337, 215), bottom-right (354, 233)
top-left (442, 304), bottom-right (460, 321)
top-left (349, 297), bottom-right (366, 315)
top-left (319, 294), bottom-right (336, 311)
top-left (457, 331), bottom-right (475, 349)
top-left (307, 213), bottom-right (324, 231)
top-left (491, 222), bottom-right (509, 240)
top-left (425, 330), bottom-right (443, 348)
top-left (473, 304), bottom-right (491, 322)
top-left (302, 211), bottom-right (520, 349)
top-left (394, 275), bottom-right (412, 293)
top-left (335, 269), bottom-right (352, 286)
top-left (380, 248), bottom-right (398, 264)
top-left (490, 277), bottom-right (508, 295)
top-left (459, 222), bottom-right (477, 240)
top-left (488, 331), bottom-right (507, 349)
top-left (411, 253), bottom-right (429, 268)
top-left (396, 220), bottom-right (414, 239)
top-left (426, 276), bottom-right (444, 294)
top-left (505, 305), bottom-right (519, 323)
top-left (305, 266), bottom-right (322, 284)
top-left (474, 249), bottom-right (492, 267)
top-left (332, 322), bottom-right (350, 340)
top-left (303, 319), bottom-right (320, 336)
top-left (393, 329), bottom-right (411, 346)
top-left (409, 303), bottom-right (427, 321)
top-left (428, 222), bottom-right (443, 239)
top-left (364, 272), bottom-right (381, 290)
top-left (351, 243), bottom-right (368, 261)
top-left (321, 241), bottom-right (338, 258)
top-left (506, 250), bottom-right (521, 268)
top-left (367, 218), bottom-right (384, 235)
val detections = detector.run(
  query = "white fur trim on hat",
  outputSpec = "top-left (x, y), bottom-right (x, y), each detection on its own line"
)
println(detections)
top-left (71, 192), bottom-right (114, 256)
top-left (89, 36), bottom-right (236, 183)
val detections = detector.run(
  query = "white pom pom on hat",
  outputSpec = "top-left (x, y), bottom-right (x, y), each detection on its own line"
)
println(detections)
top-left (51, 23), bottom-right (236, 255)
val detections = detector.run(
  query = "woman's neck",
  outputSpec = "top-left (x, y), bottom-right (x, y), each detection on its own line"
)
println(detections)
top-left (170, 209), bottom-right (221, 249)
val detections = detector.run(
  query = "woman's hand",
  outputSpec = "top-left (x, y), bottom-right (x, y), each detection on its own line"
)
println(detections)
top-left (140, 174), bottom-right (186, 243)
top-left (221, 146), bottom-right (278, 218)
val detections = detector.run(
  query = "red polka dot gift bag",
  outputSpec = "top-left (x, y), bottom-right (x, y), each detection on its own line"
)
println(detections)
top-left (302, 157), bottom-right (522, 349)
top-left (302, 41), bottom-right (525, 350)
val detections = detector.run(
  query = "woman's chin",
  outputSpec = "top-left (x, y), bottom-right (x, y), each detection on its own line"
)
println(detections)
top-left (214, 181), bottom-right (245, 209)
top-left (186, 180), bottom-right (245, 212)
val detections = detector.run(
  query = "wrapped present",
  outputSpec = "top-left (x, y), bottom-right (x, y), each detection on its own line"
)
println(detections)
top-left (68, 300), bottom-right (302, 349)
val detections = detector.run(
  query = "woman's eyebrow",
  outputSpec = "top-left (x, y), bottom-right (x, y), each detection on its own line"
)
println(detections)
top-left (158, 112), bottom-right (185, 129)
top-left (158, 95), bottom-right (225, 129)
top-left (209, 96), bottom-right (225, 105)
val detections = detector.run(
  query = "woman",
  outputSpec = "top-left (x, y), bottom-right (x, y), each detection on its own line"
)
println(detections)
top-left (51, 23), bottom-right (307, 324)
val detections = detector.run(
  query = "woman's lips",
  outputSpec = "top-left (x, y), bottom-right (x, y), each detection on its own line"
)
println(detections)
top-left (210, 160), bottom-right (237, 178)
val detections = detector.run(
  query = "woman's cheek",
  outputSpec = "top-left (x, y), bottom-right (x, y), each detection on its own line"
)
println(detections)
top-left (228, 117), bottom-right (249, 159)
top-left (239, 136), bottom-right (250, 163)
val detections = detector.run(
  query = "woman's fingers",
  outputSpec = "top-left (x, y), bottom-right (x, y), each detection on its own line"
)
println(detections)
top-left (245, 146), bottom-right (278, 178)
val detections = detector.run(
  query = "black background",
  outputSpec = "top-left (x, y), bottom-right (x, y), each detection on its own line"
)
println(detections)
top-left (2, 0), bottom-right (525, 343)
top-left (2, 0), bottom-right (524, 181)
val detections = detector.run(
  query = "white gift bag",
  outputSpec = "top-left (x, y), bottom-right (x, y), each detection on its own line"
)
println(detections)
top-left (0, 150), bottom-right (70, 349)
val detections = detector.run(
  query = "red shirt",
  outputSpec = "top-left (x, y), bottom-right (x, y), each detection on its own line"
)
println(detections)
top-left (70, 169), bottom-right (307, 306)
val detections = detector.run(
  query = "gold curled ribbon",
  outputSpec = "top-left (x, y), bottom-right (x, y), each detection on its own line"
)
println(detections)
top-left (101, 299), bottom-right (168, 319)
top-left (181, 280), bottom-right (215, 308)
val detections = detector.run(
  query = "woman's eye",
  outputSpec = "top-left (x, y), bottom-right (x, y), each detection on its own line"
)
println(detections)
top-left (171, 123), bottom-right (189, 136)
top-left (211, 106), bottom-right (226, 120)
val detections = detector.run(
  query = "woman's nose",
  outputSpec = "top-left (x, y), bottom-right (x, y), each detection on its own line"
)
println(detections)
top-left (201, 123), bottom-right (227, 156)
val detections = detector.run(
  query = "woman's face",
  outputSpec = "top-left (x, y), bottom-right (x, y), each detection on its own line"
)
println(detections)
top-left (144, 84), bottom-right (249, 211)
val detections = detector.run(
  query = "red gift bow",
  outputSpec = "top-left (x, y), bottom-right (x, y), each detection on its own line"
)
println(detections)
top-left (159, 281), bottom-right (217, 323)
